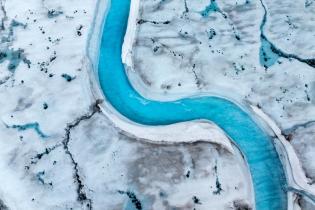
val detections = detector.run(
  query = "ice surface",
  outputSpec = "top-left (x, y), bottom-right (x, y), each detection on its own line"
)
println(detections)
top-left (0, 0), bottom-right (253, 209)
top-left (131, 0), bottom-right (315, 130)
top-left (130, 0), bottom-right (315, 193)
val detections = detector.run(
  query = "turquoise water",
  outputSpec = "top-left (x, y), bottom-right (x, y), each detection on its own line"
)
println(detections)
top-left (260, 36), bottom-right (280, 68)
top-left (200, 0), bottom-right (220, 17)
top-left (258, 0), bottom-right (280, 69)
top-left (8, 122), bottom-right (48, 138)
top-left (97, 0), bottom-right (287, 209)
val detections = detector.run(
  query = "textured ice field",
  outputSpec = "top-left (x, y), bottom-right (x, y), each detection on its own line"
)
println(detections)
top-left (0, 0), bottom-right (254, 209)
top-left (130, 0), bottom-right (315, 190)
top-left (131, 0), bottom-right (315, 130)
top-left (0, 0), bottom-right (315, 209)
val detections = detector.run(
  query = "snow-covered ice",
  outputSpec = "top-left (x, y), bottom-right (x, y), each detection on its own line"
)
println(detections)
top-left (0, 0), bottom-right (256, 209)
top-left (128, 0), bottom-right (315, 200)
top-left (1, 0), bottom-right (314, 208)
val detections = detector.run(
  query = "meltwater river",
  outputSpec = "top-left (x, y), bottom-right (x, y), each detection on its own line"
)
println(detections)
top-left (97, 0), bottom-right (287, 209)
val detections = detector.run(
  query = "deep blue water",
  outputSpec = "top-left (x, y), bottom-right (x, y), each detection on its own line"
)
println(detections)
top-left (97, 0), bottom-right (287, 209)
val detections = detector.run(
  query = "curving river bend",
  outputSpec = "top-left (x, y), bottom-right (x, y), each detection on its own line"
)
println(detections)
top-left (97, 0), bottom-right (287, 209)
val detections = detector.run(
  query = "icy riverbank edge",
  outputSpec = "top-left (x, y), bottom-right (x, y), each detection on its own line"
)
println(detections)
top-left (81, 0), bottom-right (314, 209)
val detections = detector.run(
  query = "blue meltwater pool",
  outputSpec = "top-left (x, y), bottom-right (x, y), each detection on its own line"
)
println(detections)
top-left (97, 0), bottom-right (287, 209)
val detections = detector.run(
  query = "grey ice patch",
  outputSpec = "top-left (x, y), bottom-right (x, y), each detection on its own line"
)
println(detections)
top-left (310, 81), bottom-right (315, 104)
top-left (0, 199), bottom-right (9, 210)
top-left (298, 195), bottom-right (315, 210)
top-left (290, 122), bottom-right (315, 182)
top-left (233, 199), bottom-right (252, 210)
top-left (305, 0), bottom-right (315, 7)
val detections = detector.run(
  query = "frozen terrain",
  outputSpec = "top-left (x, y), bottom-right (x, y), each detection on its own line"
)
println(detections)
top-left (129, 0), bottom-right (315, 191)
top-left (0, 0), bottom-right (255, 209)
top-left (297, 196), bottom-right (315, 210)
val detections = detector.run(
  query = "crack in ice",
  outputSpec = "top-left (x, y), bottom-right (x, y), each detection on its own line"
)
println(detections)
top-left (259, 0), bottom-right (315, 69)
top-left (62, 99), bottom-right (102, 210)
top-left (200, 0), bottom-right (241, 41)
top-left (282, 120), bottom-right (315, 137)
top-left (29, 143), bottom-right (62, 165)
